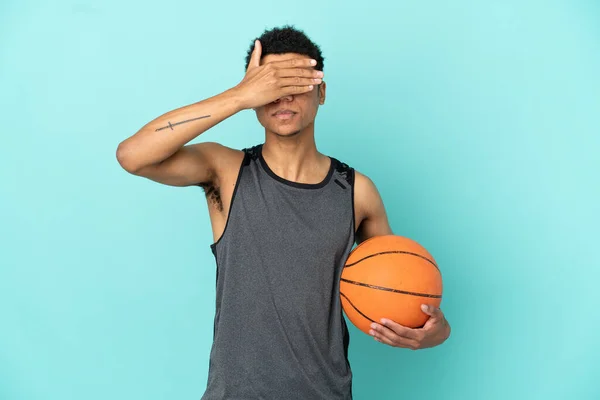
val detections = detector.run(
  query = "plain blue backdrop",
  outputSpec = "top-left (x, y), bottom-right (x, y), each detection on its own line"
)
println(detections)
top-left (1, 0), bottom-right (599, 399)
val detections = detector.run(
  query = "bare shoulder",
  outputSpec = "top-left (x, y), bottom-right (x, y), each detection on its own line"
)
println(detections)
top-left (353, 170), bottom-right (381, 218)
top-left (353, 169), bottom-right (392, 243)
top-left (353, 170), bottom-right (380, 203)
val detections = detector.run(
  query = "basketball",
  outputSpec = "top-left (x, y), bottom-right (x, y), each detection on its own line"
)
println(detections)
top-left (340, 235), bottom-right (442, 334)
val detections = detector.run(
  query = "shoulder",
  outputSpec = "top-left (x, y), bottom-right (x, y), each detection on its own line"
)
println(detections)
top-left (352, 169), bottom-right (392, 242)
top-left (354, 170), bottom-right (379, 197)
top-left (187, 141), bottom-right (245, 171)
top-left (353, 169), bottom-right (386, 220)
top-left (328, 157), bottom-right (379, 199)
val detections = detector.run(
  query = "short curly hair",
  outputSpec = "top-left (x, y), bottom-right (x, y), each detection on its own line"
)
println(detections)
top-left (244, 25), bottom-right (325, 72)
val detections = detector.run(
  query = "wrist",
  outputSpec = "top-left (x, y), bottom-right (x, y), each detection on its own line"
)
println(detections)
top-left (224, 86), bottom-right (248, 113)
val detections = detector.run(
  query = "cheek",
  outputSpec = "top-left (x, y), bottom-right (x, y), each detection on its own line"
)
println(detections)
top-left (254, 109), bottom-right (269, 127)
top-left (255, 107), bottom-right (271, 121)
top-left (297, 95), bottom-right (320, 115)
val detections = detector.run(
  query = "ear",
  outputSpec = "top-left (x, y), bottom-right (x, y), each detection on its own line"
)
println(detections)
top-left (318, 81), bottom-right (326, 105)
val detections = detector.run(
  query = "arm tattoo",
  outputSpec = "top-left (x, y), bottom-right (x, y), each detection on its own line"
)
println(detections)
top-left (155, 114), bottom-right (211, 132)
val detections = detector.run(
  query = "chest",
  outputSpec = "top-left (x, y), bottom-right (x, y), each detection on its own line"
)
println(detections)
top-left (241, 175), bottom-right (353, 254)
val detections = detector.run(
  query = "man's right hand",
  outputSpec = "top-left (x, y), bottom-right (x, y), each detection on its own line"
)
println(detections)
top-left (233, 40), bottom-right (324, 110)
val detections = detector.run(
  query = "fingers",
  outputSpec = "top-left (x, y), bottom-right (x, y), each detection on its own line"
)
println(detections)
top-left (276, 67), bottom-right (323, 80)
top-left (372, 333), bottom-right (402, 347)
top-left (370, 322), bottom-right (420, 349)
top-left (247, 40), bottom-right (262, 71)
top-left (278, 77), bottom-right (322, 88)
top-left (249, 46), bottom-right (317, 73)
top-left (241, 50), bottom-right (321, 104)
top-left (272, 57), bottom-right (317, 69)
top-left (379, 319), bottom-right (421, 340)
top-left (274, 68), bottom-right (322, 95)
top-left (280, 84), bottom-right (316, 96)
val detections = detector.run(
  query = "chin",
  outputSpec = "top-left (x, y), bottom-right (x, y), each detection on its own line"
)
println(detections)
top-left (271, 125), bottom-right (302, 137)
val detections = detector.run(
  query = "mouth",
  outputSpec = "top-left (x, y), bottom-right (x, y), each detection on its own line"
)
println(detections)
top-left (273, 109), bottom-right (297, 120)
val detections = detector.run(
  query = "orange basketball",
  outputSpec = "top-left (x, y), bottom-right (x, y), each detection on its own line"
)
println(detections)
top-left (340, 235), bottom-right (442, 334)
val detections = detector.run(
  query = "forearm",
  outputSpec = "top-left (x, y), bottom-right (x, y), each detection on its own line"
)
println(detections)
top-left (116, 87), bottom-right (243, 172)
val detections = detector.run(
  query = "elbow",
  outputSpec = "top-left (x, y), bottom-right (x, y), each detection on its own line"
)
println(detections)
top-left (116, 141), bottom-right (141, 174)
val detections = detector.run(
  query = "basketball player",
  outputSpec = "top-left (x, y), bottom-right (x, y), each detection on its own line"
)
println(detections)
top-left (116, 25), bottom-right (450, 399)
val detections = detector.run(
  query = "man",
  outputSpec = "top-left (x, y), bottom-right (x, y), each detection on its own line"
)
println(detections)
top-left (116, 25), bottom-right (450, 399)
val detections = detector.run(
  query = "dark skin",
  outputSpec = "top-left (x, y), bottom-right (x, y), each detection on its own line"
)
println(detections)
top-left (116, 39), bottom-right (451, 350)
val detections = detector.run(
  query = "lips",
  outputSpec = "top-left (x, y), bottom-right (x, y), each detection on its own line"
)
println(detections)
top-left (273, 109), bottom-right (297, 116)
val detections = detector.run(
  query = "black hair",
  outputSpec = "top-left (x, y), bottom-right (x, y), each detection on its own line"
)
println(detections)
top-left (244, 25), bottom-right (324, 72)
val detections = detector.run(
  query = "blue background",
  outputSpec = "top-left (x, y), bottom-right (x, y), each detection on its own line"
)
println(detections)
top-left (1, 0), bottom-right (599, 399)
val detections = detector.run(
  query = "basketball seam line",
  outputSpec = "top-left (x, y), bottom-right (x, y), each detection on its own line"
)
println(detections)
top-left (340, 292), bottom-right (375, 323)
top-left (341, 278), bottom-right (442, 298)
top-left (345, 250), bottom-right (439, 270)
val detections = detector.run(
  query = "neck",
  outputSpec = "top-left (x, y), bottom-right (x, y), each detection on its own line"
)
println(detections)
top-left (261, 127), bottom-right (329, 184)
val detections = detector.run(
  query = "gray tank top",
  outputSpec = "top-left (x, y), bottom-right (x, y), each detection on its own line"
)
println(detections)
top-left (201, 143), bottom-right (356, 400)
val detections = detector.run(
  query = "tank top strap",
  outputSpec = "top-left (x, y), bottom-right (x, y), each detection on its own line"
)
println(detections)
top-left (243, 144), bottom-right (262, 163)
top-left (330, 157), bottom-right (355, 187)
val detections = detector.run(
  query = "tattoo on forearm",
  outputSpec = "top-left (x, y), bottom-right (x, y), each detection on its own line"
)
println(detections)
top-left (155, 115), bottom-right (211, 131)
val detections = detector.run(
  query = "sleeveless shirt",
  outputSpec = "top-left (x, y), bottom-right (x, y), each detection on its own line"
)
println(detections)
top-left (201, 143), bottom-right (356, 400)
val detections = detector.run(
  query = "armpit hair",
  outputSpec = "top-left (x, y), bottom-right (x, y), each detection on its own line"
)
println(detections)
top-left (197, 181), bottom-right (224, 212)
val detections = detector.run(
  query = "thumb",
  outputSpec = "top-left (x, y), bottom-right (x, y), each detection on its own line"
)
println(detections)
top-left (421, 304), bottom-right (442, 318)
top-left (247, 40), bottom-right (262, 70)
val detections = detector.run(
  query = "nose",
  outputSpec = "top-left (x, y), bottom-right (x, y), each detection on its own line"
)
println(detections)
top-left (274, 94), bottom-right (293, 103)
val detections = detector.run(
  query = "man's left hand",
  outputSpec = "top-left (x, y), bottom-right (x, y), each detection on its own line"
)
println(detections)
top-left (369, 304), bottom-right (451, 350)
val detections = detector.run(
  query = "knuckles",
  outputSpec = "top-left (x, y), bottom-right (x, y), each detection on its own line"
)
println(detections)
top-left (263, 64), bottom-right (276, 75)
top-left (409, 338), bottom-right (423, 350)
